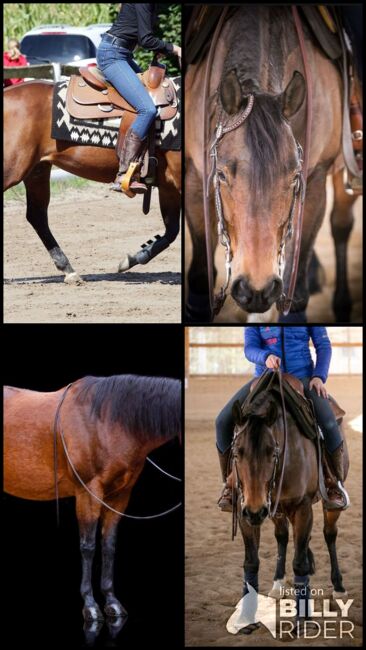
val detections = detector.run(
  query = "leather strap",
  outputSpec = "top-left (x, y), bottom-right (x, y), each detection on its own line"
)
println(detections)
top-left (202, 6), bottom-right (229, 320)
top-left (281, 7), bottom-right (313, 316)
top-left (335, 11), bottom-right (362, 179)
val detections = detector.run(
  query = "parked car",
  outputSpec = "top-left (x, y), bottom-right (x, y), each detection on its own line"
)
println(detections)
top-left (20, 23), bottom-right (111, 69)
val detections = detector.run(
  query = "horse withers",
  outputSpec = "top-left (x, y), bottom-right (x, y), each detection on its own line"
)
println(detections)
top-left (4, 375), bottom-right (181, 621)
top-left (226, 371), bottom-right (349, 635)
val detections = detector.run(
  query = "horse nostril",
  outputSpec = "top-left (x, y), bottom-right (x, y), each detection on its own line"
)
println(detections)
top-left (232, 276), bottom-right (252, 303)
top-left (262, 276), bottom-right (282, 301)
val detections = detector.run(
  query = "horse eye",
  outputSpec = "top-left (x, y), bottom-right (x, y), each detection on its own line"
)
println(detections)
top-left (217, 169), bottom-right (227, 183)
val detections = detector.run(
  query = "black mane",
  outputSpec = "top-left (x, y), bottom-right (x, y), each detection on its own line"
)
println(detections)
top-left (75, 375), bottom-right (181, 443)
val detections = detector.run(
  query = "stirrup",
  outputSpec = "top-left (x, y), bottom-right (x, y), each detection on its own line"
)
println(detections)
top-left (121, 162), bottom-right (140, 198)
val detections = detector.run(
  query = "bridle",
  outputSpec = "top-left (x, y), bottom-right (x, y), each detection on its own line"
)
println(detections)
top-left (201, 6), bottom-right (312, 320)
top-left (231, 369), bottom-right (288, 539)
top-left (53, 383), bottom-right (182, 525)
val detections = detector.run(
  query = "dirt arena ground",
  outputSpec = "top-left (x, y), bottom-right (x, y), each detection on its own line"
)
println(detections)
top-left (185, 375), bottom-right (362, 646)
top-left (4, 183), bottom-right (181, 323)
top-left (185, 181), bottom-right (362, 322)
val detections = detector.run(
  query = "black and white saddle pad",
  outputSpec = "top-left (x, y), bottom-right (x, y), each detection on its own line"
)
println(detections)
top-left (51, 77), bottom-right (181, 151)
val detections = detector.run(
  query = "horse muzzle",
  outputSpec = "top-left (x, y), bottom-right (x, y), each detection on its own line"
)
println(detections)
top-left (242, 505), bottom-right (269, 526)
top-left (231, 274), bottom-right (283, 312)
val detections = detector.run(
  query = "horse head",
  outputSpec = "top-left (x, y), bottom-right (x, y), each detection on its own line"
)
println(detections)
top-left (216, 69), bottom-right (306, 313)
top-left (232, 392), bottom-right (281, 525)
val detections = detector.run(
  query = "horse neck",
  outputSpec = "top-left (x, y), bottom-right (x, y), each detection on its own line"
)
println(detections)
top-left (144, 432), bottom-right (178, 455)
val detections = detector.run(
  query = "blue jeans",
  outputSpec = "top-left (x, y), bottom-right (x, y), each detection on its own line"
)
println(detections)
top-left (96, 37), bottom-right (157, 139)
top-left (215, 377), bottom-right (342, 454)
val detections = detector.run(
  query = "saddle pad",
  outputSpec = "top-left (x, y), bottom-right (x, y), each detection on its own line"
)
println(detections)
top-left (51, 78), bottom-right (181, 151)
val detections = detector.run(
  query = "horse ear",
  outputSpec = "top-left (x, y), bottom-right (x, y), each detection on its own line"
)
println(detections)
top-left (232, 400), bottom-right (243, 426)
top-left (281, 71), bottom-right (306, 119)
top-left (265, 400), bottom-right (278, 427)
top-left (220, 69), bottom-right (243, 115)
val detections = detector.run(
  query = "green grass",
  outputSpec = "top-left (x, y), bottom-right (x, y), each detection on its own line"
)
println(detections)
top-left (4, 176), bottom-right (97, 203)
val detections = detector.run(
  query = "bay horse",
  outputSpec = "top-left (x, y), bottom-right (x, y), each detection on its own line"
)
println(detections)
top-left (3, 81), bottom-right (181, 283)
top-left (4, 374), bottom-right (181, 621)
top-left (185, 6), bottom-right (359, 322)
top-left (227, 371), bottom-right (349, 635)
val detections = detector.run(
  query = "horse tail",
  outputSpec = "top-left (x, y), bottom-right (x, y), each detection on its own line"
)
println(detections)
top-left (308, 546), bottom-right (316, 575)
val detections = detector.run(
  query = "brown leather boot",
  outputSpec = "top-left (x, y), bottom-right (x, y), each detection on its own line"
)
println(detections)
top-left (217, 448), bottom-right (232, 512)
top-left (111, 128), bottom-right (148, 194)
top-left (326, 444), bottom-right (350, 510)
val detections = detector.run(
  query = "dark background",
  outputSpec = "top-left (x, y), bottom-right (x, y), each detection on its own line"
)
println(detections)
top-left (3, 324), bottom-right (183, 648)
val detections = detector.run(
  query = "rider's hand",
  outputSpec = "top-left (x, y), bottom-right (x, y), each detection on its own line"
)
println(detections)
top-left (265, 355), bottom-right (281, 370)
top-left (309, 377), bottom-right (328, 398)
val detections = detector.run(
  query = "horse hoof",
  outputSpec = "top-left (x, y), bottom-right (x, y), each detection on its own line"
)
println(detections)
top-left (105, 602), bottom-right (127, 618)
top-left (118, 255), bottom-right (136, 272)
top-left (268, 578), bottom-right (286, 599)
top-left (83, 605), bottom-right (104, 621)
top-left (240, 623), bottom-right (260, 635)
top-left (64, 272), bottom-right (84, 285)
top-left (333, 590), bottom-right (348, 599)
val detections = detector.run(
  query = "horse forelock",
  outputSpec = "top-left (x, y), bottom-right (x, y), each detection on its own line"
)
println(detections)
top-left (221, 6), bottom-right (298, 212)
top-left (75, 375), bottom-right (181, 444)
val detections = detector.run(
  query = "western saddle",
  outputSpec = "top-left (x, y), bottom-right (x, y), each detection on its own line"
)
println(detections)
top-left (66, 63), bottom-right (178, 123)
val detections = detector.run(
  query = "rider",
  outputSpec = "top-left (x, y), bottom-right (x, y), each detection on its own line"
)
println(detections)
top-left (96, 4), bottom-right (181, 195)
top-left (216, 326), bottom-right (350, 512)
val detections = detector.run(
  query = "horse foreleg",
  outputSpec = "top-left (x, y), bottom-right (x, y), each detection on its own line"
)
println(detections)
top-left (23, 162), bottom-right (83, 284)
top-left (291, 498), bottom-right (314, 620)
top-left (185, 159), bottom-right (218, 322)
top-left (100, 493), bottom-right (133, 619)
top-left (118, 182), bottom-right (180, 272)
top-left (268, 515), bottom-right (289, 598)
top-left (330, 169), bottom-right (357, 322)
top-left (76, 488), bottom-right (103, 620)
top-left (227, 518), bottom-right (261, 635)
top-left (323, 506), bottom-right (347, 598)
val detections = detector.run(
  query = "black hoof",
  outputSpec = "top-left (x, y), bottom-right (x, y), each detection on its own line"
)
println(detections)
top-left (104, 602), bottom-right (128, 618)
top-left (82, 605), bottom-right (104, 621)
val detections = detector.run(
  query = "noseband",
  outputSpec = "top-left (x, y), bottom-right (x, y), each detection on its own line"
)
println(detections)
top-left (201, 6), bottom-right (312, 319)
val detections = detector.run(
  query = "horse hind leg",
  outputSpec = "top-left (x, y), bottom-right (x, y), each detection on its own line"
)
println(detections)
top-left (23, 162), bottom-right (83, 284)
top-left (323, 506), bottom-right (347, 598)
top-left (330, 168), bottom-right (358, 322)
top-left (118, 180), bottom-right (181, 272)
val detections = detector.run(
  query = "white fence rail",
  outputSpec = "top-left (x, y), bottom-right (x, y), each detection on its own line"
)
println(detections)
top-left (4, 63), bottom-right (80, 81)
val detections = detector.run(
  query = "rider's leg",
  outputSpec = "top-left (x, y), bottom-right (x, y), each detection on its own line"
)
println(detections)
top-left (215, 379), bottom-right (254, 511)
top-left (302, 378), bottom-right (349, 509)
top-left (97, 42), bottom-right (157, 193)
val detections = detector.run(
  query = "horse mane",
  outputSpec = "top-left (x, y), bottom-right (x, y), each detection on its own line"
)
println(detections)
top-left (75, 375), bottom-right (181, 444)
top-left (221, 5), bottom-right (298, 211)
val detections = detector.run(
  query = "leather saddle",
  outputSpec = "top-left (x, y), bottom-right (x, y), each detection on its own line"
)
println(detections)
top-left (249, 372), bottom-right (345, 440)
top-left (66, 63), bottom-right (178, 122)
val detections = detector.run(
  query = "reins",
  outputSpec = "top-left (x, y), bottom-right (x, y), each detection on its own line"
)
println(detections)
top-left (201, 6), bottom-right (312, 320)
top-left (53, 383), bottom-right (182, 525)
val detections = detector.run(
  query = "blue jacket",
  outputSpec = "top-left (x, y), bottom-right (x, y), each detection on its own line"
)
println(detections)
top-left (244, 327), bottom-right (331, 383)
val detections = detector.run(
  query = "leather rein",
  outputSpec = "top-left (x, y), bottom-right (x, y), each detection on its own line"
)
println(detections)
top-left (202, 6), bottom-right (312, 319)
top-left (53, 383), bottom-right (182, 525)
top-left (231, 370), bottom-right (288, 540)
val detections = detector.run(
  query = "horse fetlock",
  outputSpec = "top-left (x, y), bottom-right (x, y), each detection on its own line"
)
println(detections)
top-left (82, 604), bottom-right (104, 621)
top-left (135, 235), bottom-right (170, 265)
top-left (104, 599), bottom-right (127, 618)
top-left (49, 246), bottom-right (74, 273)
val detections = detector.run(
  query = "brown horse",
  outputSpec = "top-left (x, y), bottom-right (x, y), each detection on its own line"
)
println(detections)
top-left (185, 6), bottom-right (359, 323)
top-left (4, 81), bottom-right (181, 283)
top-left (228, 375), bottom-right (349, 634)
top-left (4, 374), bottom-right (181, 621)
